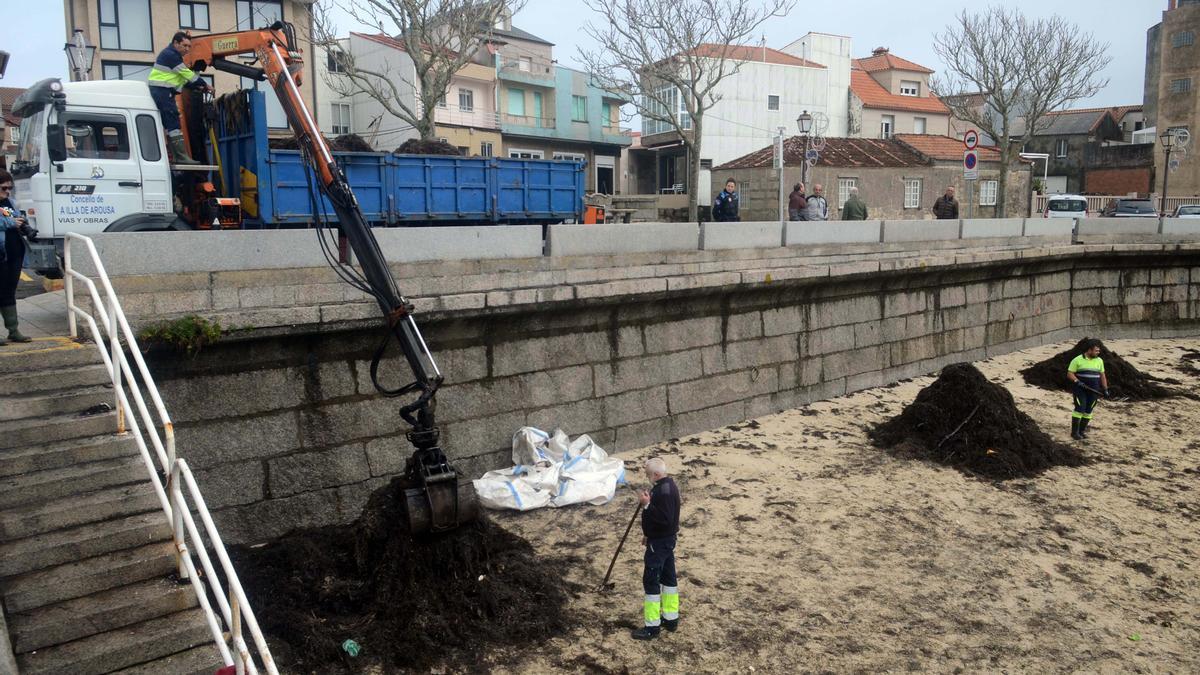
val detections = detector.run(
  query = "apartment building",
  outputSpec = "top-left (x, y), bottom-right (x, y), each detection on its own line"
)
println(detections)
top-left (1, 87), bottom-right (23, 169)
top-left (1145, 0), bottom-right (1200, 195)
top-left (63, 0), bottom-right (318, 132)
top-left (849, 48), bottom-right (950, 139)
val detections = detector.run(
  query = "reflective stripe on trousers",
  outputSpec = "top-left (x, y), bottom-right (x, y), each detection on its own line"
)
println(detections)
top-left (643, 594), bottom-right (661, 627)
top-left (661, 584), bottom-right (679, 620)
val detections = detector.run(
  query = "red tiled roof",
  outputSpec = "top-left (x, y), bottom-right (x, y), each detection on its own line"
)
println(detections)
top-left (894, 133), bottom-right (1001, 161)
top-left (0, 86), bottom-right (25, 125)
top-left (686, 44), bottom-right (825, 69)
top-left (717, 136), bottom-right (929, 170)
top-left (850, 68), bottom-right (949, 114)
top-left (853, 51), bottom-right (934, 74)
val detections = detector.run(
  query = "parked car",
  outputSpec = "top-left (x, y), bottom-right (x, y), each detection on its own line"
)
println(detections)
top-left (1043, 194), bottom-right (1089, 218)
top-left (1171, 204), bottom-right (1200, 218)
top-left (1100, 198), bottom-right (1158, 217)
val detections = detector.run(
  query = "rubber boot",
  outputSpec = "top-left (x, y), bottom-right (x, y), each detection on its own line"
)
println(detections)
top-left (169, 135), bottom-right (200, 165)
top-left (1, 306), bottom-right (31, 343)
top-left (631, 626), bottom-right (660, 640)
top-left (1070, 417), bottom-right (1082, 440)
top-left (662, 617), bottom-right (679, 632)
top-left (1078, 418), bottom-right (1090, 439)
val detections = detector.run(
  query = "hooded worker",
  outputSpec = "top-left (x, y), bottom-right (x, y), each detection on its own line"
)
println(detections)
top-left (148, 32), bottom-right (213, 165)
top-left (631, 457), bottom-right (681, 640)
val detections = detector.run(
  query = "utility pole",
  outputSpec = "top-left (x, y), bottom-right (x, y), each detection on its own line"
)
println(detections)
top-left (776, 126), bottom-right (786, 226)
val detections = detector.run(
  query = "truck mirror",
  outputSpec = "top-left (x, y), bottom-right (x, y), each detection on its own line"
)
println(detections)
top-left (47, 123), bottom-right (68, 162)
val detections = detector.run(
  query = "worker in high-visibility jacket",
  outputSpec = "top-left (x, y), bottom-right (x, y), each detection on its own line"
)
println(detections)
top-left (632, 457), bottom-right (681, 640)
top-left (148, 32), bottom-right (212, 165)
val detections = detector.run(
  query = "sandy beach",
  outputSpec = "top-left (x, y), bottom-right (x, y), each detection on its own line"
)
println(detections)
top-left (480, 337), bottom-right (1200, 674)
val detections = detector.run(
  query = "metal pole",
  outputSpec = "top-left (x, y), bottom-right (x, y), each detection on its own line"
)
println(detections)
top-left (801, 134), bottom-right (810, 187)
top-left (108, 294), bottom-right (124, 434)
top-left (63, 239), bottom-right (77, 338)
top-left (1161, 146), bottom-right (1172, 217)
top-left (777, 127), bottom-right (786, 226)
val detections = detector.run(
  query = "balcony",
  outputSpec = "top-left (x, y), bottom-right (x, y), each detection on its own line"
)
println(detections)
top-left (502, 113), bottom-right (556, 130)
top-left (498, 54), bottom-right (556, 84)
top-left (433, 104), bottom-right (500, 130)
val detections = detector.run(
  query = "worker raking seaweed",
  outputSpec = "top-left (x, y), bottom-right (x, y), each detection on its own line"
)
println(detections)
top-left (1067, 338), bottom-right (1110, 441)
top-left (632, 457), bottom-right (682, 640)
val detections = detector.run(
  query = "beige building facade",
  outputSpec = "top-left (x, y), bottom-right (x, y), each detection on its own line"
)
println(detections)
top-left (63, 0), bottom-right (318, 132)
top-left (1147, 0), bottom-right (1200, 196)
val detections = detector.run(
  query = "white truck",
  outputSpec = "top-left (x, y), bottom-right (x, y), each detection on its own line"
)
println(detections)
top-left (10, 78), bottom-right (194, 275)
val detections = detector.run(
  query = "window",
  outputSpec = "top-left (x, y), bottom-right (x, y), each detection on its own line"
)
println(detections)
top-left (437, 94), bottom-right (447, 108)
top-left (979, 180), bottom-right (998, 206)
top-left (61, 112), bottom-right (131, 160)
top-left (509, 149), bottom-right (544, 159)
top-left (700, 158), bottom-right (713, 169)
top-left (99, 0), bottom-right (153, 52)
top-left (900, 80), bottom-right (920, 96)
top-left (236, 0), bottom-right (282, 30)
top-left (914, 117), bottom-right (927, 134)
top-left (532, 91), bottom-right (543, 120)
top-left (1173, 30), bottom-right (1196, 48)
top-left (1171, 78), bottom-right (1192, 94)
top-left (767, 95), bottom-right (780, 111)
top-left (458, 88), bottom-right (474, 112)
top-left (457, 146), bottom-right (469, 155)
top-left (102, 61), bottom-right (152, 81)
top-left (881, 115), bottom-right (894, 139)
top-left (480, 141), bottom-right (493, 157)
top-left (9, 127), bottom-right (18, 144)
top-left (642, 86), bottom-right (690, 135)
top-left (518, 56), bottom-right (532, 72)
top-left (330, 103), bottom-right (351, 135)
top-left (326, 50), bottom-right (347, 74)
top-left (572, 95), bottom-right (588, 122)
top-left (179, 1), bottom-right (210, 30)
top-left (903, 178), bottom-right (922, 209)
top-left (1055, 138), bottom-right (1068, 157)
top-left (602, 102), bottom-right (612, 127)
top-left (1135, 121), bottom-right (1145, 131)
top-left (507, 88), bottom-right (525, 116)
top-left (553, 152), bottom-right (586, 162)
top-left (837, 177), bottom-right (857, 208)
top-left (135, 114), bottom-right (162, 162)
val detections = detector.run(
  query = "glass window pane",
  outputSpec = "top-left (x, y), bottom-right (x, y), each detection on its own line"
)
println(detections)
top-left (63, 113), bottom-right (131, 160)
top-left (103, 64), bottom-right (120, 80)
top-left (136, 114), bottom-right (162, 162)
top-left (100, 25), bottom-right (120, 49)
top-left (236, 0), bottom-right (251, 29)
top-left (195, 3), bottom-right (209, 29)
top-left (180, 4), bottom-right (190, 27)
top-left (507, 89), bottom-right (525, 116)
top-left (100, 0), bottom-right (116, 21)
top-left (117, 0), bottom-right (152, 51)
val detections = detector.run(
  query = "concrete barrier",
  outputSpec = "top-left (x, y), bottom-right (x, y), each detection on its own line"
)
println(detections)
top-left (786, 220), bottom-right (882, 245)
top-left (961, 218), bottom-right (1024, 238)
top-left (1161, 218), bottom-right (1200, 237)
top-left (76, 230), bottom-right (338, 276)
top-left (547, 222), bottom-right (699, 257)
top-left (1075, 218), bottom-right (1160, 236)
top-left (373, 226), bottom-right (543, 262)
top-left (882, 220), bottom-right (960, 243)
top-left (1022, 219), bottom-right (1075, 237)
top-left (701, 221), bottom-right (783, 250)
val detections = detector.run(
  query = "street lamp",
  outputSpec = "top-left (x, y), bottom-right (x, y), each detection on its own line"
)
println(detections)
top-left (1160, 128), bottom-right (1179, 217)
top-left (64, 29), bottom-right (95, 82)
top-left (796, 110), bottom-right (813, 186)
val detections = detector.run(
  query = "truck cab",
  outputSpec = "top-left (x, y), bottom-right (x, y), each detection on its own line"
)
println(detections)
top-left (10, 78), bottom-right (186, 274)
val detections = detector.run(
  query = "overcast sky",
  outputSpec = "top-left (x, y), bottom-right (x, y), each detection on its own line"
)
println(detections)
top-left (4, 0), bottom-right (1167, 110)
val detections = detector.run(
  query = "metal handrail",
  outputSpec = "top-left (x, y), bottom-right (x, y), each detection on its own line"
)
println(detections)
top-left (63, 233), bottom-right (278, 675)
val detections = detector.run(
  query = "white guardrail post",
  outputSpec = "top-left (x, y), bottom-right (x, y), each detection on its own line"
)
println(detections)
top-left (61, 234), bottom-right (278, 675)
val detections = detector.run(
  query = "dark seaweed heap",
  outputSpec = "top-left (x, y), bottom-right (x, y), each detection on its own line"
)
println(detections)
top-left (1020, 338), bottom-right (1183, 400)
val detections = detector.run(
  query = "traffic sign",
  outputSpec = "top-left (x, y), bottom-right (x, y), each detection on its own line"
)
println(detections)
top-left (963, 150), bottom-right (979, 180)
top-left (963, 130), bottom-right (979, 150)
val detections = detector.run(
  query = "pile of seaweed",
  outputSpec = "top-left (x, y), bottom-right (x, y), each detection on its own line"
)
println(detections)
top-left (394, 138), bottom-right (463, 155)
top-left (870, 363), bottom-right (1086, 480)
top-left (229, 478), bottom-right (576, 673)
top-left (1020, 338), bottom-right (1183, 400)
top-left (267, 133), bottom-right (377, 152)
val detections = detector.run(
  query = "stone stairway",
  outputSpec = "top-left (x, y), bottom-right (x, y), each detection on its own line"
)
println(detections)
top-left (0, 339), bottom-right (222, 675)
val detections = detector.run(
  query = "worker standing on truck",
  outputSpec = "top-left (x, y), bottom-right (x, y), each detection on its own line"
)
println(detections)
top-left (1067, 338), bottom-right (1109, 441)
top-left (148, 32), bottom-right (212, 165)
top-left (632, 457), bottom-right (681, 641)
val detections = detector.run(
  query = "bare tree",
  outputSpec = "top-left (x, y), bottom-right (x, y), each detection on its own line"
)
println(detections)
top-left (580, 0), bottom-right (793, 220)
top-left (313, 0), bottom-right (522, 141)
top-left (932, 6), bottom-right (1110, 217)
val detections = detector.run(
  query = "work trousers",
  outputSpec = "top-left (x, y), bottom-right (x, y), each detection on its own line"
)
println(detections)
top-left (0, 230), bottom-right (25, 307)
top-left (150, 87), bottom-right (183, 135)
top-left (1072, 379), bottom-right (1100, 420)
top-left (642, 536), bottom-right (679, 627)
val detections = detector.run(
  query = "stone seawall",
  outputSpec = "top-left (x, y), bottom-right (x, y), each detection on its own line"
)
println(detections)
top-left (133, 245), bottom-right (1200, 544)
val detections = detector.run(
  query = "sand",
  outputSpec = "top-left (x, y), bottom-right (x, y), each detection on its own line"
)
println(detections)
top-left (475, 338), bottom-right (1200, 674)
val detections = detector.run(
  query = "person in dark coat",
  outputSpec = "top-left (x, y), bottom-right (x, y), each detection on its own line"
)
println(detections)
top-left (932, 186), bottom-right (960, 219)
top-left (630, 457), bottom-right (682, 640)
top-left (788, 182), bottom-right (807, 221)
top-left (712, 179), bottom-right (740, 222)
top-left (0, 170), bottom-right (33, 344)
top-left (841, 186), bottom-right (868, 220)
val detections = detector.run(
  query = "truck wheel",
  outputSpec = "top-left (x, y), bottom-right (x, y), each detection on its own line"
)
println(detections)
top-left (105, 214), bottom-right (194, 232)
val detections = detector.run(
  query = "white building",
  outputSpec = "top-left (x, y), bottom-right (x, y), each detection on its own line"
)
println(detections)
top-left (779, 32), bottom-right (853, 137)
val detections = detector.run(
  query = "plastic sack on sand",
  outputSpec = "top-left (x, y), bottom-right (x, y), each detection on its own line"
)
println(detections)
top-left (473, 427), bottom-right (627, 511)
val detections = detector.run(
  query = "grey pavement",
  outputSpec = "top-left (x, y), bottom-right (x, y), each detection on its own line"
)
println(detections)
top-left (14, 291), bottom-right (71, 339)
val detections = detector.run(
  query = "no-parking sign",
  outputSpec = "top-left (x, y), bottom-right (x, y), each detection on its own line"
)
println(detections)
top-left (964, 150), bottom-right (979, 180)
